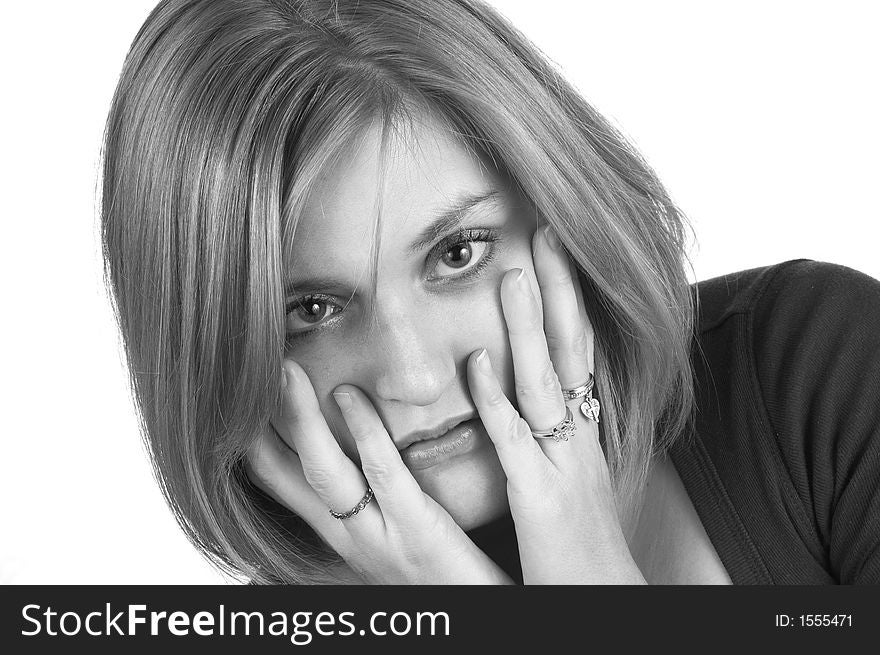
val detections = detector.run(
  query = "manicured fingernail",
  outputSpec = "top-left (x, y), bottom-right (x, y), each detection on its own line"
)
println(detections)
top-left (543, 225), bottom-right (562, 250)
top-left (475, 348), bottom-right (492, 374)
top-left (514, 268), bottom-right (531, 297)
top-left (333, 391), bottom-right (352, 412)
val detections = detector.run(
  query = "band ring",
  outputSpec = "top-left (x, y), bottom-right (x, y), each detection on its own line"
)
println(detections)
top-left (561, 373), bottom-right (594, 401)
top-left (561, 373), bottom-right (601, 424)
top-left (531, 406), bottom-right (577, 442)
top-left (329, 486), bottom-right (375, 520)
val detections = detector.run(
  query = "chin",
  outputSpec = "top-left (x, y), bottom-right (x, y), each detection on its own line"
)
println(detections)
top-left (409, 446), bottom-right (509, 531)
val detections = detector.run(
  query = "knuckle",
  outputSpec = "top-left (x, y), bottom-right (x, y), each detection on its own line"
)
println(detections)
top-left (551, 268), bottom-right (573, 288)
top-left (348, 424), bottom-right (372, 443)
top-left (303, 461), bottom-right (342, 494)
top-left (245, 437), bottom-right (283, 483)
top-left (506, 414), bottom-right (533, 445)
top-left (360, 458), bottom-right (398, 489)
top-left (507, 308), bottom-right (543, 336)
top-left (243, 456), bottom-right (269, 486)
top-left (486, 387), bottom-right (509, 408)
top-left (523, 309), bottom-right (543, 332)
top-left (539, 361), bottom-right (560, 389)
top-left (243, 458), bottom-right (276, 498)
top-left (544, 331), bottom-right (568, 352)
top-left (515, 362), bottom-right (560, 400)
top-left (570, 329), bottom-right (590, 359)
top-left (346, 417), bottom-right (380, 444)
top-left (545, 327), bottom-right (590, 361)
top-left (280, 399), bottom-right (301, 423)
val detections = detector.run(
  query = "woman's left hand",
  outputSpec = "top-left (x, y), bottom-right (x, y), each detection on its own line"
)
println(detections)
top-left (466, 225), bottom-right (647, 585)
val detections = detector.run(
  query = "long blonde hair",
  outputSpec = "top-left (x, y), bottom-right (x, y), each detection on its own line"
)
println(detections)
top-left (102, 0), bottom-right (697, 584)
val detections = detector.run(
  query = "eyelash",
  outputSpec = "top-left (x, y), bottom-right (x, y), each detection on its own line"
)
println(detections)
top-left (427, 227), bottom-right (500, 284)
top-left (284, 227), bottom-right (501, 344)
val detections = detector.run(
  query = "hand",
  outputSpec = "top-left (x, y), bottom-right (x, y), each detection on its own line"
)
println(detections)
top-left (245, 361), bottom-right (513, 585)
top-left (466, 225), bottom-right (647, 584)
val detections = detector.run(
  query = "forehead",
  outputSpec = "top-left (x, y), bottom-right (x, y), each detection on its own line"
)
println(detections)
top-left (287, 113), bottom-right (501, 281)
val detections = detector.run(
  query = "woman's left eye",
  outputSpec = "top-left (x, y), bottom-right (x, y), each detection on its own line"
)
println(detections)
top-left (429, 229), bottom-right (498, 280)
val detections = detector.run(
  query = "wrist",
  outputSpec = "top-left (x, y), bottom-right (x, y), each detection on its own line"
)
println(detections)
top-left (519, 524), bottom-right (647, 584)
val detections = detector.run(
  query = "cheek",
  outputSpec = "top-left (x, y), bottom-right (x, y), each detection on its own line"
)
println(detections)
top-left (274, 343), bottom-right (356, 456)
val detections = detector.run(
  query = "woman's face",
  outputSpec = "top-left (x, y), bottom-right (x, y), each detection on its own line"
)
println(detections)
top-left (274, 115), bottom-right (538, 530)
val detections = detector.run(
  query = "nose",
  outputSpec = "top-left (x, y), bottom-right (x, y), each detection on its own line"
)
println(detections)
top-left (366, 299), bottom-right (456, 406)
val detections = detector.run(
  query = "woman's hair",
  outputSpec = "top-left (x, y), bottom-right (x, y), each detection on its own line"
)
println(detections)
top-left (102, 0), bottom-right (697, 584)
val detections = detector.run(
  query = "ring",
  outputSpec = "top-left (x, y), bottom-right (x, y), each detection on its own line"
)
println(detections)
top-left (531, 406), bottom-right (577, 442)
top-left (561, 375), bottom-right (594, 401)
top-left (562, 374), bottom-right (601, 423)
top-left (329, 486), bottom-right (374, 520)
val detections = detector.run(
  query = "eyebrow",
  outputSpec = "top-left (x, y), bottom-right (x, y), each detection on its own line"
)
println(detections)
top-left (284, 189), bottom-right (501, 298)
top-left (407, 189), bottom-right (501, 254)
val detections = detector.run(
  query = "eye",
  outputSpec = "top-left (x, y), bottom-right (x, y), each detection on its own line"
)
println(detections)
top-left (429, 229), bottom-right (498, 280)
top-left (285, 294), bottom-right (343, 335)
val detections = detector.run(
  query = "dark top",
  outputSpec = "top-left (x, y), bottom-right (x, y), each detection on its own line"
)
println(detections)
top-left (668, 258), bottom-right (880, 584)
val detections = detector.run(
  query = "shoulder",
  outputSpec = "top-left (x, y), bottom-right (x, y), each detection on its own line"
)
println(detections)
top-left (691, 258), bottom-right (880, 583)
top-left (691, 257), bottom-right (880, 335)
top-left (693, 258), bottom-right (880, 434)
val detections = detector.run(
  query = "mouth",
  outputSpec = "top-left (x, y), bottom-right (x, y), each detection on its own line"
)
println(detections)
top-left (397, 415), bottom-right (484, 471)
top-left (395, 413), bottom-right (476, 451)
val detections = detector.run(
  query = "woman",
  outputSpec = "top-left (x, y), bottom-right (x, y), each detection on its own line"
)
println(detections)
top-left (101, 0), bottom-right (880, 584)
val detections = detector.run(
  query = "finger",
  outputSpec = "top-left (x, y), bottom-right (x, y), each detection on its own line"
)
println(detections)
top-left (532, 224), bottom-right (594, 386)
top-left (467, 348), bottom-right (550, 493)
top-left (499, 267), bottom-right (570, 461)
top-left (531, 226), bottom-right (606, 472)
top-left (244, 427), bottom-right (347, 547)
top-left (332, 385), bottom-right (428, 524)
top-left (280, 360), bottom-right (382, 532)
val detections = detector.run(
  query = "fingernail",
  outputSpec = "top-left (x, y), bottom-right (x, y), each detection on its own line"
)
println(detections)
top-left (475, 348), bottom-right (492, 374)
top-left (543, 225), bottom-right (562, 250)
top-left (514, 268), bottom-right (531, 297)
top-left (280, 366), bottom-right (288, 390)
top-left (333, 391), bottom-right (352, 412)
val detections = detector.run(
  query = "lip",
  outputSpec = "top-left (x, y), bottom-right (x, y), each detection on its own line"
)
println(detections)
top-left (395, 413), bottom-right (476, 451)
top-left (399, 418), bottom-right (484, 471)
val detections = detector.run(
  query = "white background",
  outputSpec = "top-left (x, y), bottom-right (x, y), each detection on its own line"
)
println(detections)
top-left (1, 1), bottom-right (877, 584)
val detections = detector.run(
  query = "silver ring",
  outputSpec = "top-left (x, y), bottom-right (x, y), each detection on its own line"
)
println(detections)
top-left (562, 374), bottom-right (601, 424)
top-left (561, 374), bottom-right (594, 401)
top-left (531, 406), bottom-right (577, 442)
top-left (329, 486), bottom-right (374, 520)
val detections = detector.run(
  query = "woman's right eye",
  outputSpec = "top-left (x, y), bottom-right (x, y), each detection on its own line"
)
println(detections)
top-left (285, 294), bottom-right (343, 337)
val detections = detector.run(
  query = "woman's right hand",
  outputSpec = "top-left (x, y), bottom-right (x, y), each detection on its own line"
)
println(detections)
top-left (245, 360), bottom-right (513, 585)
